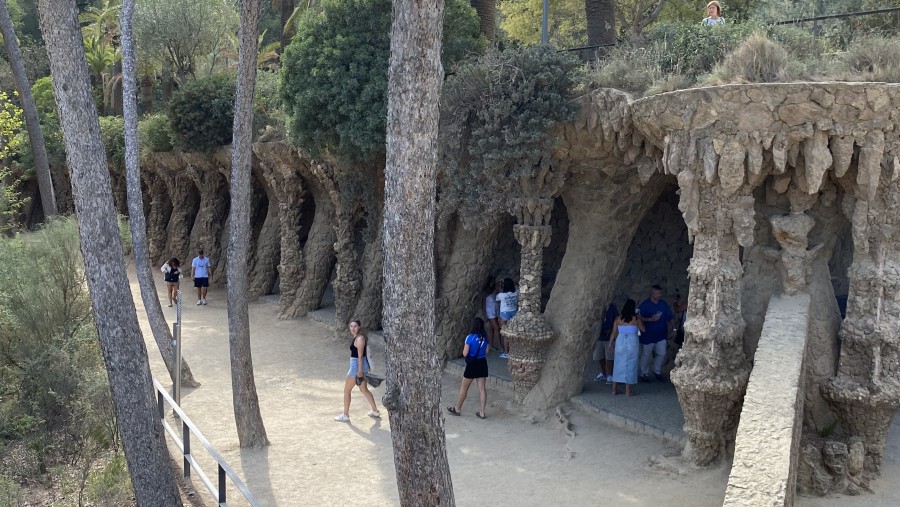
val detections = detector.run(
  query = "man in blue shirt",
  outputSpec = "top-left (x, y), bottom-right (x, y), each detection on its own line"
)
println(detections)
top-left (638, 285), bottom-right (674, 382)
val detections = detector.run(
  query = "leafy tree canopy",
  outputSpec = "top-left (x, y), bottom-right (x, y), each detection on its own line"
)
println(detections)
top-left (438, 46), bottom-right (581, 222)
top-left (280, 0), bottom-right (484, 163)
top-left (134, 0), bottom-right (238, 82)
top-left (499, 0), bottom-right (587, 49)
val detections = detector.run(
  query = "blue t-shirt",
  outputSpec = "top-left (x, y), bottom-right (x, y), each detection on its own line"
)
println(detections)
top-left (465, 333), bottom-right (488, 359)
top-left (192, 256), bottom-right (211, 278)
top-left (638, 299), bottom-right (673, 344)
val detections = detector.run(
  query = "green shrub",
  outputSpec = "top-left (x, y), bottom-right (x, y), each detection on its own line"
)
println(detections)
top-left (842, 35), bottom-right (900, 83)
top-left (138, 113), bottom-right (175, 155)
top-left (280, 0), bottom-right (484, 162)
top-left (584, 44), bottom-right (663, 95)
top-left (98, 116), bottom-right (126, 170)
top-left (86, 452), bottom-right (133, 507)
top-left (645, 21), bottom-right (758, 79)
top-left (707, 32), bottom-right (798, 84)
top-left (168, 73), bottom-right (236, 152)
top-left (0, 475), bottom-right (23, 507)
top-left (439, 46), bottom-right (580, 222)
top-left (254, 70), bottom-right (284, 141)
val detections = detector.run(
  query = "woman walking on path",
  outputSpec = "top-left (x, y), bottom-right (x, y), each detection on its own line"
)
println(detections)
top-left (160, 258), bottom-right (181, 307)
top-left (447, 318), bottom-right (490, 419)
top-left (610, 299), bottom-right (645, 397)
top-left (334, 320), bottom-right (381, 422)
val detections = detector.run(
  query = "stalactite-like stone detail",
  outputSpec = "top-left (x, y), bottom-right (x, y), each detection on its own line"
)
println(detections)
top-left (831, 135), bottom-right (855, 178)
top-left (144, 172), bottom-right (172, 263)
top-left (804, 129), bottom-right (833, 194)
top-left (717, 139), bottom-right (746, 196)
top-left (152, 154), bottom-right (198, 264)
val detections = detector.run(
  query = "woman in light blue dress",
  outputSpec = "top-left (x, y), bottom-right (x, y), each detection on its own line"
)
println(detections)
top-left (610, 299), bottom-right (645, 397)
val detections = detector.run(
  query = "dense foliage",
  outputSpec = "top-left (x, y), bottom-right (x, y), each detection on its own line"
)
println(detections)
top-left (0, 91), bottom-right (27, 231)
top-left (138, 112), bottom-right (175, 155)
top-left (0, 219), bottom-right (130, 503)
top-left (168, 73), bottom-right (236, 151)
top-left (98, 115), bottom-right (126, 169)
top-left (438, 46), bottom-right (581, 222)
top-left (280, 0), bottom-right (484, 162)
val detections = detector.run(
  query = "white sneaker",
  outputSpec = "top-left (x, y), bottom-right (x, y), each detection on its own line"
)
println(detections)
top-left (197, 300), bottom-right (202, 305)
top-left (367, 410), bottom-right (381, 419)
top-left (201, 299), bottom-right (207, 305)
top-left (499, 353), bottom-right (509, 359)
top-left (334, 414), bottom-right (350, 422)
top-left (594, 373), bottom-right (606, 382)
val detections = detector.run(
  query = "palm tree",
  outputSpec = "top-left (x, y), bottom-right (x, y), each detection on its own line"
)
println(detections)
top-left (584, 0), bottom-right (616, 48)
top-left (0, 0), bottom-right (57, 219)
top-left (470, 0), bottom-right (496, 42)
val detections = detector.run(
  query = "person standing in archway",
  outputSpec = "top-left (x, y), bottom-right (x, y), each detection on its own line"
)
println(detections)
top-left (191, 249), bottom-right (213, 305)
top-left (638, 284), bottom-right (674, 382)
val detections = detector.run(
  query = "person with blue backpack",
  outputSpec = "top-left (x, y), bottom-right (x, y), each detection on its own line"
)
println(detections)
top-left (447, 318), bottom-right (490, 419)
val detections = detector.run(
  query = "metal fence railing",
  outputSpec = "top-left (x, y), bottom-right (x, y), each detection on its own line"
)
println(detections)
top-left (154, 377), bottom-right (261, 507)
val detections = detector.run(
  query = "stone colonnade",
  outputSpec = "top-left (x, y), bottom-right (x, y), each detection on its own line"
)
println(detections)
top-left (130, 84), bottom-right (900, 497)
top-left (629, 83), bottom-right (900, 486)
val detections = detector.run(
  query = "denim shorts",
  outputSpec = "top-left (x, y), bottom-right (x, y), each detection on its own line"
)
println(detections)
top-left (347, 357), bottom-right (371, 377)
top-left (500, 310), bottom-right (517, 321)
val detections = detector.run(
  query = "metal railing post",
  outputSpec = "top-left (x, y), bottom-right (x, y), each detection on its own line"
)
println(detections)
top-left (183, 420), bottom-right (191, 478)
top-left (174, 289), bottom-right (183, 405)
top-left (157, 390), bottom-right (164, 420)
top-left (218, 465), bottom-right (227, 504)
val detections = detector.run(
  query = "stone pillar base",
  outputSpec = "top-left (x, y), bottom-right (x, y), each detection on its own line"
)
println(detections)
top-left (502, 312), bottom-right (557, 402)
top-left (823, 376), bottom-right (899, 472)
top-left (672, 366), bottom-right (750, 466)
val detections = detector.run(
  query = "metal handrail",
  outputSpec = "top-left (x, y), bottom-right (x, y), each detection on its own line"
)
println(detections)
top-left (153, 377), bottom-right (261, 507)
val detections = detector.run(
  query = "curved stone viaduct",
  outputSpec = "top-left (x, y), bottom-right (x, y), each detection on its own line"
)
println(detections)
top-left (134, 82), bottom-right (900, 502)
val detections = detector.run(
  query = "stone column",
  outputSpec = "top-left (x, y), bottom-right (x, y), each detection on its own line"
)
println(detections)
top-left (186, 156), bottom-right (230, 285)
top-left (824, 133), bottom-right (900, 472)
top-left (503, 197), bottom-right (558, 401)
top-left (144, 172), bottom-right (172, 263)
top-left (671, 178), bottom-right (751, 466)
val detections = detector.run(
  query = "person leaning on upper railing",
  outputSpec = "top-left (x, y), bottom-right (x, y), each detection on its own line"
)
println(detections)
top-left (702, 1), bottom-right (726, 26)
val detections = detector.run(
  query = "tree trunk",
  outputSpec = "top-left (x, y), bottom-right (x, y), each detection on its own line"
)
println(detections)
top-left (469, 0), bottom-right (495, 43)
top-left (382, 0), bottom-right (454, 502)
top-left (584, 0), bottom-right (616, 48)
top-left (35, 0), bottom-right (183, 504)
top-left (279, 0), bottom-right (293, 53)
top-left (0, 0), bottom-right (57, 219)
top-left (227, 0), bottom-right (269, 448)
top-left (121, 0), bottom-right (200, 389)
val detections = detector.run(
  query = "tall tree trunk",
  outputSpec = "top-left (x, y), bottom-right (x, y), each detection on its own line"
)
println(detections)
top-left (382, 0), bottom-right (453, 503)
top-left (469, 0), bottom-right (495, 43)
top-left (121, 0), bottom-right (199, 389)
top-left (0, 0), bottom-right (57, 219)
top-left (228, 0), bottom-right (269, 448)
top-left (584, 0), bottom-right (616, 48)
top-left (279, 0), bottom-right (293, 53)
top-left (34, 0), bottom-right (183, 504)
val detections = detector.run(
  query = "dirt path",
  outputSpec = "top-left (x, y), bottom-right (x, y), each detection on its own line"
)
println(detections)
top-left (129, 267), bottom-right (898, 506)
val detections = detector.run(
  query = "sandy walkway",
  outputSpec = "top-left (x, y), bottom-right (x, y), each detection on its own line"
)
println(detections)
top-left (128, 266), bottom-right (898, 506)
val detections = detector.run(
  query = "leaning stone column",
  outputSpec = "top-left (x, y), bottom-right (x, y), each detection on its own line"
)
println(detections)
top-left (503, 197), bottom-right (558, 401)
top-left (824, 132), bottom-right (900, 473)
top-left (671, 177), bottom-right (752, 466)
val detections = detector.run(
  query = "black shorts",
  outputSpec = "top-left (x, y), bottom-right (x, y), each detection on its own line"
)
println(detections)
top-left (463, 357), bottom-right (489, 379)
top-left (194, 277), bottom-right (209, 288)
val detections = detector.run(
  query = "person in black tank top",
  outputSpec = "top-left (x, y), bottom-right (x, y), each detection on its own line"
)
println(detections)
top-left (334, 319), bottom-right (381, 422)
top-left (161, 257), bottom-right (181, 307)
